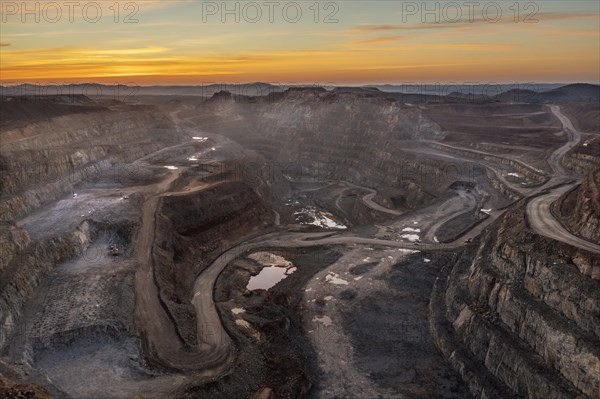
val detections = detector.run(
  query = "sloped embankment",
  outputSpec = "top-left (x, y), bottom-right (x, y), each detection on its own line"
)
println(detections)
top-left (0, 220), bottom-right (93, 349)
top-left (0, 100), bottom-right (182, 355)
top-left (0, 101), bottom-right (182, 221)
top-left (554, 169), bottom-right (600, 244)
top-left (152, 180), bottom-right (275, 348)
top-left (192, 89), bottom-right (493, 210)
top-left (431, 199), bottom-right (600, 398)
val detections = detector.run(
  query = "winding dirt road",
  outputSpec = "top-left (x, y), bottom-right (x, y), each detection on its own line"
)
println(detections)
top-left (526, 106), bottom-right (600, 253)
top-left (185, 105), bottom-right (598, 379)
top-left (527, 185), bottom-right (600, 253)
top-left (135, 104), bottom-right (596, 378)
top-left (423, 190), bottom-right (478, 243)
top-left (341, 181), bottom-right (403, 216)
top-left (134, 165), bottom-right (234, 374)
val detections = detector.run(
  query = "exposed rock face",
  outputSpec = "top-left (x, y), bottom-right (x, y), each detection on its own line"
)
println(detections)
top-left (485, 169), bottom-right (521, 201)
top-left (554, 170), bottom-right (600, 243)
top-left (0, 101), bottom-right (183, 352)
top-left (0, 103), bottom-right (181, 221)
top-left (256, 92), bottom-right (447, 193)
top-left (0, 222), bottom-right (30, 275)
top-left (432, 200), bottom-right (600, 398)
top-left (563, 141), bottom-right (600, 175)
top-left (256, 89), bottom-right (445, 141)
top-left (0, 220), bottom-right (93, 349)
top-left (153, 180), bottom-right (275, 347)
top-left (0, 372), bottom-right (52, 399)
top-left (3, 90), bottom-right (595, 397)
top-left (192, 89), bottom-right (490, 210)
top-left (425, 142), bottom-right (547, 185)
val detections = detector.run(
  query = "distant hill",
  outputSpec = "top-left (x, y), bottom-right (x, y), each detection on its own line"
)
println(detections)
top-left (332, 86), bottom-right (381, 94)
top-left (541, 83), bottom-right (600, 101)
top-left (2, 82), bottom-right (597, 103)
top-left (492, 89), bottom-right (543, 103)
top-left (0, 82), bottom-right (283, 98)
top-left (367, 83), bottom-right (565, 95)
top-left (493, 84), bottom-right (600, 103)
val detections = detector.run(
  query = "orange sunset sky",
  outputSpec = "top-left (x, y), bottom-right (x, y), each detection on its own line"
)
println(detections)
top-left (1, 0), bottom-right (599, 85)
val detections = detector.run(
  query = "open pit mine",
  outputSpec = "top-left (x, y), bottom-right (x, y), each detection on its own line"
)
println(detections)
top-left (0, 84), bottom-right (599, 399)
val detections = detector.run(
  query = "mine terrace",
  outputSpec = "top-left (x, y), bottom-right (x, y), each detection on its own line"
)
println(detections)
top-left (0, 83), bottom-right (599, 399)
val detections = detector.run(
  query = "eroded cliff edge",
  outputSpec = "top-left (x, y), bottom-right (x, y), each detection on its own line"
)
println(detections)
top-left (431, 183), bottom-right (600, 398)
top-left (554, 170), bottom-right (600, 244)
top-left (0, 99), bottom-right (184, 352)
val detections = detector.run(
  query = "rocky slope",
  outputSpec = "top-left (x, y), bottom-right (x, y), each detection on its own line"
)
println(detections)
top-left (2, 90), bottom-right (595, 397)
top-left (0, 220), bottom-right (94, 349)
top-left (152, 179), bottom-right (276, 348)
top-left (554, 170), bottom-right (600, 244)
top-left (563, 140), bottom-right (600, 176)
top-left (0, 371), bottom-right (52, 399)
top-left (0, 99), bottom-right (183, 353)
top-left (189, 89), bottom-right (503, 212)
top-left (0, 101), bottom-right (182, 221)
top-left (432, 198), bottom-right (600, 398)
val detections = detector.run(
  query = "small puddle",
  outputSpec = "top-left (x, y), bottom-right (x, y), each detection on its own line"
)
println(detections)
top-left (247, 266), bottom-right (293, 290)
top-left (246, 252), bottom-right (296, 291)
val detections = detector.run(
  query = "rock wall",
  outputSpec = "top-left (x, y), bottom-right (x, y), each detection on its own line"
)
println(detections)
top-left (192, 90), bottom-right (498, 206)
top-left (0, 222), bottom-right (30, 275)
top-left (485, 169), bottom-right (521, 201)
top-left (562, 140), bottom-right (600, 176)
top-left (554, 170), bottom-right (600, 244)
top-left (0, 103), bottom-right (183, 351)
top-left (0, 105), bottom-right (181, 221)
top-left (426, 142), bottom-right (548, 185)
top-left (0, 221), bottom-right (93, 349)
top-left (152, 180), bottom-right (274, 348)
top-left (432, 201), bottom-right (600, 398)
top-left (0, 371), bottom-right (52, 399)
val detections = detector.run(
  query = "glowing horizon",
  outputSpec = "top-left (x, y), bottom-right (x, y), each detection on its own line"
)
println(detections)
top-left (1, 1), bottom-right (599, 85)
